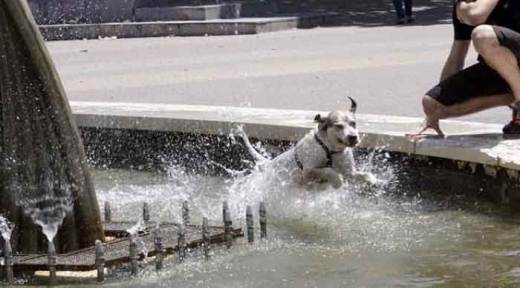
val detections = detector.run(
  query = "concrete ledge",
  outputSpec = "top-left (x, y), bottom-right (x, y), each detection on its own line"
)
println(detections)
top-left (70, 102), bottom-right (520, 172)
top-left (135, 2), bottom-right (277, 21)
top-left (135, 0), bottom-right (226, 8)
top-left (136, 5), bottom-right (224, 21)
top-left (39, 12), bottom-right (339, 40)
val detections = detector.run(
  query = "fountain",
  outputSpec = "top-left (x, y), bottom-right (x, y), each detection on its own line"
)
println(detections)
top-left (0, 0), bottom-right (104, 254)
top-left (2, 0), bottom-right (520, 287)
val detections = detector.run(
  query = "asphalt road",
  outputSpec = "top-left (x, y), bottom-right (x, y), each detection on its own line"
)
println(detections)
top-left (47, 24), bottom-right (510, 124)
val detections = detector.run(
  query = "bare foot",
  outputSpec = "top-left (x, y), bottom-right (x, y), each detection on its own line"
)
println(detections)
top-left (405, 118), bottom-right (445, 139)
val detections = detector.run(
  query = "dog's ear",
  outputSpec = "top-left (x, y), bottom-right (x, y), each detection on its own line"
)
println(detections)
top-left (314, 114), bottom-right (328, 130)
top-left (348, 97), bottom-right (357, 114)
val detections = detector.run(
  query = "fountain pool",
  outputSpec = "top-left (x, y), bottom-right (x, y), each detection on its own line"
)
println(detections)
top-left (41, 166), bottom-right (520, 287)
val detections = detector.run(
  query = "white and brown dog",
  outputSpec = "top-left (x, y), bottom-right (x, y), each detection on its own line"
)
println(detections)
top-left (237, 98), bottom-right (378, 189)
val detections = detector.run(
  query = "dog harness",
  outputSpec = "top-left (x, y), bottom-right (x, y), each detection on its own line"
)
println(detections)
top-left (294, 133), bottom-right (343, 170)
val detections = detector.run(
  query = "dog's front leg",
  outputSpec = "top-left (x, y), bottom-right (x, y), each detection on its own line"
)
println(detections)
top-left (303, 167), bottom-right (343, 188)
top-left (333, 152), bottom-right (381, 186)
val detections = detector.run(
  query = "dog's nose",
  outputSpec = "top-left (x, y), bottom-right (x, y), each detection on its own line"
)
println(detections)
top-left (347, 135), bottom-right (358, 143)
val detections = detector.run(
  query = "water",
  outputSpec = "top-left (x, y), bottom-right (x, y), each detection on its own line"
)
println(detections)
top-left (0, 215), bottom-right (14, 281)
top-left (0, 215), bottom-right (14, 241)
top-left (89, 166), bottom-right (520, 288)
top-left (126, 220), bottom-right (148, 258)
top-left (13, 181), bottom-right (74, 243)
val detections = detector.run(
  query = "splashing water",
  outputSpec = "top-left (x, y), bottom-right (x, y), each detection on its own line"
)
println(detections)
top-left (0, 215), bottom-right (14, 241)
top-left (95, 166), bottom-right (227, 224)
top-left (15, 183), bottom-right (74, 242)
top-left (221, 128), bottom-right (395, 220)
top-left (91, 141), bottom-right (520, 287)
top-left (126, 219), bottom-right (148, 257)
top-left (126, 219), bottom-right (146, 236)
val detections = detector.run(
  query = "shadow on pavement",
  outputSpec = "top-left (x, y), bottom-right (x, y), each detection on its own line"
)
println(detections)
top-left (278, 0), bottom-right (454, 27)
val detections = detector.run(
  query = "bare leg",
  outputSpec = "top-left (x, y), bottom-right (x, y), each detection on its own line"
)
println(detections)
top-left (442, 93), bottom-right (514, 117)
top-left (472, 25), bottom-right (520, 101)
top-left (407, 93), bottom-right (514, 138)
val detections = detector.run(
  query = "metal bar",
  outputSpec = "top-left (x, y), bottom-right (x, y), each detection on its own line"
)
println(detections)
top-left (4, 238), bottom-right (13, 285)
top-left (259, 202), bottom-right (267, 239)
top-left (104, 202), bottom-right (112, 222)
top-left (48, 241), bottom-right (57, 286)
top-left (222, 201), bottom-right (228, 226)
top-left (202, 217), bottom-right (210, 260)
top-left (178, 226), bottom-right (186, 262)
top-left (130, 234), bottom-right (138, 276)
top-left (182, 201), bottom-right (190, 227)
top-left (246, 206), bottom-right (254, 244)
top-left (154, 226), bottom-right (164, 271)
top-left (95, 240), bottom-right (105, 282)
top-left (224, 209), bottom-right (233, 249)
top-left (142, 202), bottom-right (150, 223)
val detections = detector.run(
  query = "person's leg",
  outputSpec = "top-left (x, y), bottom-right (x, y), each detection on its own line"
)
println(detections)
top-left (472, 25), bottom-right (520, 133)
top-left (408, 62), bottom-right (514, 137)
top-left (392, 0), bottom-right (405, 23)
top-left (425, 93), bottom-right (513, 119)
top-left (472, 25), bottom-right (520, 102)
top-left (408, 93), bottom-right (513, 138)
top-left (404, 0), bottom-right (414, 22)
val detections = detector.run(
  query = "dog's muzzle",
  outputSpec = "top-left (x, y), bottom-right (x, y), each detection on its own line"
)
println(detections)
top-left (339, 135), bottom-right (358, 147)
top-left (347, 135), bottom-right (358, 144)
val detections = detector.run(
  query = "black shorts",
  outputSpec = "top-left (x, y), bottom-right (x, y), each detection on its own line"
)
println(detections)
top-left (426, 26), bottom-right (520, 106)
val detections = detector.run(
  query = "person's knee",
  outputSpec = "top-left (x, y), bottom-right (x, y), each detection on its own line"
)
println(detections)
top-left (472, 25), bottom-right (499, 57)
top-left (422, 95), bottom-right (445, 118)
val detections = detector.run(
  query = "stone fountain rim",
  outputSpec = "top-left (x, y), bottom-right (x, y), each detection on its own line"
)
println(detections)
top-left (70, 101), bottom-right (519, 173)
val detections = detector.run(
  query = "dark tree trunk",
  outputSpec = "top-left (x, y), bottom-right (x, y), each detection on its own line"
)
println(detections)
top-left (0, 0), bottom-right (105, 254)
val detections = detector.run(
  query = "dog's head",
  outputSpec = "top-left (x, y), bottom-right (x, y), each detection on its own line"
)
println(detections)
top-left (314, 97), bottom-right (359, 150)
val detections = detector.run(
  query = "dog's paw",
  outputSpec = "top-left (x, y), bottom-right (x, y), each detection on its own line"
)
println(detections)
top-left (354, 171), bottom-right (384, 187)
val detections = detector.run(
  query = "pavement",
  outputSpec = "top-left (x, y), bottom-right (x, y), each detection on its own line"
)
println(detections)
top-left (47, 24), bottom-right (510, 126)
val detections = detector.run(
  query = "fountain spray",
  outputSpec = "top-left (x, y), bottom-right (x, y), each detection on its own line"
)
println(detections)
top-left (0, 216), bottom-right (14, 284)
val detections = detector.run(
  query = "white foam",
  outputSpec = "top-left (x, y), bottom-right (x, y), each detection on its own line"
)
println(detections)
top-left (0, 215), bottom-right (14, 241)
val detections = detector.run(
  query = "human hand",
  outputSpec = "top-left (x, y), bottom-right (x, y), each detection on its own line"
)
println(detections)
top-left (405, 117), bottom-right (445, 139)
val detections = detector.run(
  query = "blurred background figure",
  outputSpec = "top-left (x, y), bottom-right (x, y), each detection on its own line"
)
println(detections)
top-left (392, 0), bottom-right (414, 24)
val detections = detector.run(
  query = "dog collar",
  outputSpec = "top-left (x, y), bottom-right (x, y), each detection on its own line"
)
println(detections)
top-left (313, 133), bottom-right (343, 156)
top-left (294, 133), bottom-right (343, 170)
top-left (294, 151), bottom-right (304, 170)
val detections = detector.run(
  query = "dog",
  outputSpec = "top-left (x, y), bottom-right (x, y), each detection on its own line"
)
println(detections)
top-left (236, 97), bottom-right (379, 189)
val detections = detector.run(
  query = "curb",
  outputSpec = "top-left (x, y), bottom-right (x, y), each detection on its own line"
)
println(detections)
top-left (70, 102), bottom-right (520, 173)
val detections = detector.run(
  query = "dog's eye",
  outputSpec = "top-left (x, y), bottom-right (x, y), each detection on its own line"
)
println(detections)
top-left (333, 124), bottom-right (344, 129)
top-left (349, 121), bottom-right (356, 128)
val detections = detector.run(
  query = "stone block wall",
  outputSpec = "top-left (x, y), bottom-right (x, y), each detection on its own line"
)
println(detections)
top-left (29, 0), bottom-right (273, 24)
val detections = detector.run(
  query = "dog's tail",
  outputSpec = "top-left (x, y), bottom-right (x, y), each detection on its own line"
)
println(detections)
top-left (233, 125), bottom-right (269, 163)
